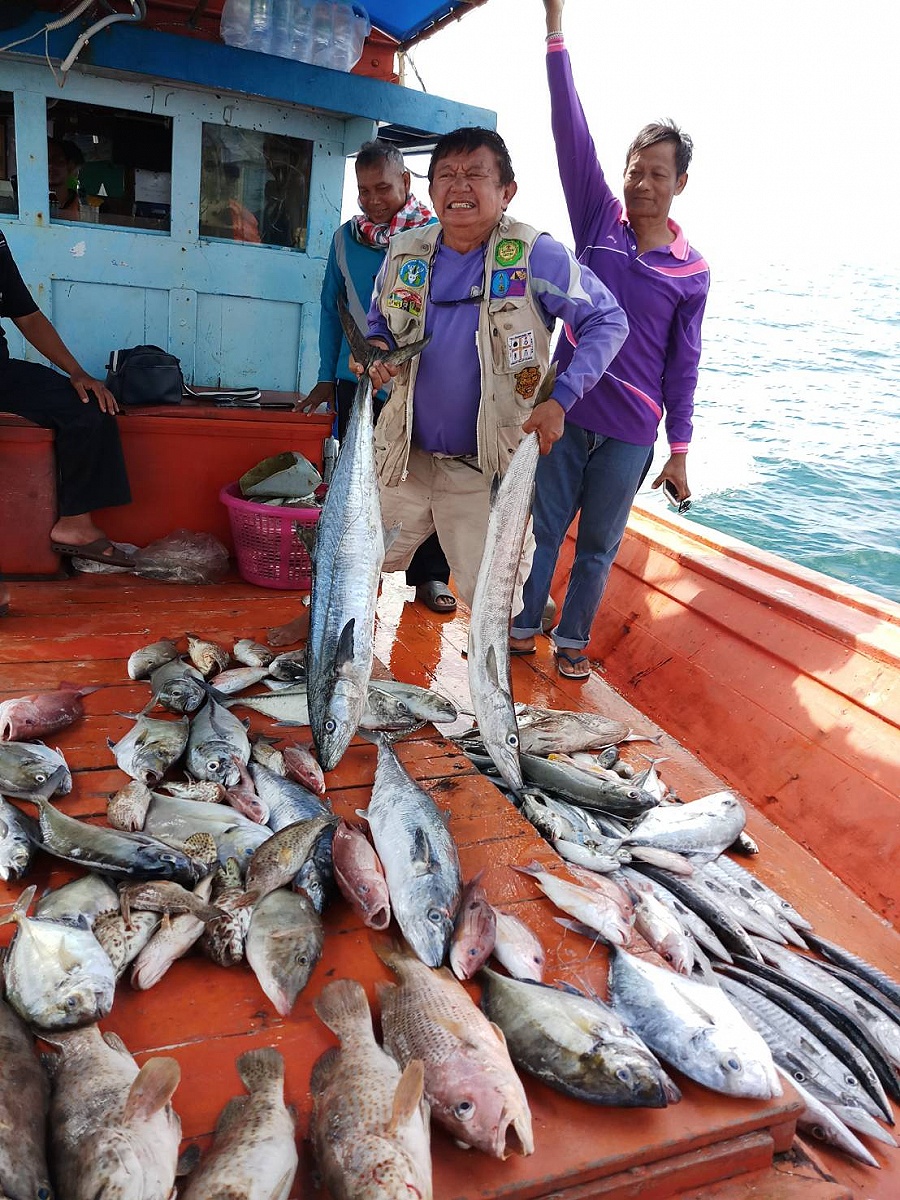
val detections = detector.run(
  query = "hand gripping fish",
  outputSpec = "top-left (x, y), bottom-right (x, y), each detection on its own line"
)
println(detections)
top-left (304, 299), bottom-right (429, 772)
top-left (467, 366), bottom-right (557, 793)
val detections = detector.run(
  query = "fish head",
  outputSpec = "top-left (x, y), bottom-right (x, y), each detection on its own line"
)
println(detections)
top-left (44, 979), bottom-right (113, 1029)
top-left (0, 838), bottom-right (33, 881)
top-left (588, 1038), bottom-right (677, 1108)
top-left (0, 698), bottom-right (37, 741)
top-left (194, 742), bottom-right (241, 786)
top-left (436, 1057), bottom-right (534, 1159)
top-left (400, 879), bottom-right (455, 968)
top-left (478, 701), bottom-right (523, 794)
top-left (695, 1026), bottom-right (781, 1099)
top-left (316, 682), bottom-right (365, 773)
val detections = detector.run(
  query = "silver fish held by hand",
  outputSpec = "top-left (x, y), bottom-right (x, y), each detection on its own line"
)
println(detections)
top-left (305, 302), bottom-right (429, 772)
top-left (467, 433), bottom-right (544, 790)
top-left (363, 738), bottom-right (461, 968)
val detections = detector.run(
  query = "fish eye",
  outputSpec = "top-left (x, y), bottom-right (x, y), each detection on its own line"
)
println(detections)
top-left (506, 734), bottom-right (519, 749)
top-left (615, 1067), bottom-right (632, 1083)
top-left (64, 995), bottom-right (79, 1009)
top-left (207, 760), bottom-right (220, 772)
top-left (161, 854), bottom-right (178, 864)
top-left (725, 1058), bottom-right (742, 1073)
top-left (34, 772), bottom-right (47, 783)
top-left (453, 1099), bottom-right (476, 1121)
top-left (324, 719), bottom-right (337, 734)
top-left (295, 953), bottom-right (309, 966)
top-left (792, 1069), bottom-right (806, 1082)
top-left (427, 908), bottom-right (443, 925)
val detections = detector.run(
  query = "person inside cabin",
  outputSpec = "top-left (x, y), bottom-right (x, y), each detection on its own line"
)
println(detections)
top-left (507, 0), bottom-right (711, 679)
top-left (298, 139), bottom-right (458, 615)
top-left (0, 230), bottom-right (134, 568)
top-left (357, 126), bottom-right (628, 616)
top-left (48, 138), bottom-right (84, 219)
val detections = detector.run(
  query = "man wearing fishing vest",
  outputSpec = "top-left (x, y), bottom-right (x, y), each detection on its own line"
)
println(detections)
top-left (299, 140), bottom-right (457, 615)
top-left (362, 126), bottom-right (628, 612)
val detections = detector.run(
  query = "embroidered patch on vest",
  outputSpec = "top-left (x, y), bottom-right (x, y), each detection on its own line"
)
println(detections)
top-left (507, 330), bottom-right (535, 368)
top-left (491, 267), bottom-right (527, 299)
top-left (387, 288), bottom-right (423, 317)
top-left (495, 238), bottom-right (524, 267)
top-left (398, 258), bottom-right (428, 288)
top-left (515, 366), bottom-right (541, 399)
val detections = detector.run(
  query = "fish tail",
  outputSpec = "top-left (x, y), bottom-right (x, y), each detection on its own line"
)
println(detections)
top-left (236, 1046), bottom-right (285, 1095)
top-left (511, 861), bottom-right (545, 880)
top-left (313, 978), bottom-right (373, 1040)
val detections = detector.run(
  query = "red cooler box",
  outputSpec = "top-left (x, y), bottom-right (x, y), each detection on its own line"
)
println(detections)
top-left (0, 415), bottom-right (61, 577)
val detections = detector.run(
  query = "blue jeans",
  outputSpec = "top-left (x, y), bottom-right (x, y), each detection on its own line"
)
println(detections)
top-left (511, 423), bottom-right (653, 650)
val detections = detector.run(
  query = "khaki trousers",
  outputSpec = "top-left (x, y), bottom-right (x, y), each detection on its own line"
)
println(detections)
top-left (379, 445), bottom-right (535, 612)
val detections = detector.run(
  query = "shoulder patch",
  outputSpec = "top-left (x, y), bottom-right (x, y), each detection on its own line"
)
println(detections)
top-left (495, 238), bottom-right (524, 267)
top-left (398, 258), bottom-right (428, 288)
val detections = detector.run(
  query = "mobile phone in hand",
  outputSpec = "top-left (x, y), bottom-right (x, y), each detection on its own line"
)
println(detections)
top-left (662, 480), bottom-right (692, 513)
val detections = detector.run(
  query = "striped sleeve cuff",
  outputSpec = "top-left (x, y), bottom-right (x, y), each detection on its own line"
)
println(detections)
top-left (546, 32), bottom-right (565, 51)
top-left (669, 443), bottom-right (690, 454)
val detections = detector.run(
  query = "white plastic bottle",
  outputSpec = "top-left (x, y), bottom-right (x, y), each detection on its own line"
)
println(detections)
top-left (330, 2), bottom-right (369, 72)
top-left (246, 0), bottom-right (273, 52)
top-left (288, 0), bottom-right (314, 62)
top-left (220, 0), bottom-right (252, 49)
top-left (309, 1), bottom-right (334, 67)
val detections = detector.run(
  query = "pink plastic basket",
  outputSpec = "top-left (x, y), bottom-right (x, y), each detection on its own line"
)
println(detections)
top-left (220, 482), bottom-right (320, 590)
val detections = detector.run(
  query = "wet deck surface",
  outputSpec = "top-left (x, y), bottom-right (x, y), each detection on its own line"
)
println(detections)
top-left (1, 571), bottom-right (899, 1199)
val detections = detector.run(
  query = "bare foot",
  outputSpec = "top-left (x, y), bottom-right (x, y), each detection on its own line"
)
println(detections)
top-left (267, 610), bottom-right (310, 647)
top-left (50, 514), bottom-right (107, 549)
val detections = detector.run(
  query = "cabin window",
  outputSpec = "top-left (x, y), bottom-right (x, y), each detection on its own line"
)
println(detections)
top-left (0, 93), bottom-right (16, 216)
top-left (45, 99), bottom-right (172, 231)
top-left (199, 124), bottom-right (312, 251)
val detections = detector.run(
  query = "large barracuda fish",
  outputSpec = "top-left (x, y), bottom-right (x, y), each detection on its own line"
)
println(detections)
top-left (305, 300), bottom-right (429, 772)
top-left (467, 367), bottom-right (556, 793)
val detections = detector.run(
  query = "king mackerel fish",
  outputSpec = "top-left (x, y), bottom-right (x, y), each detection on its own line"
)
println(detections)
top-left (305, 299), bottom-right (429, 772)
top-left (467, 367), bottom-right (557, 793)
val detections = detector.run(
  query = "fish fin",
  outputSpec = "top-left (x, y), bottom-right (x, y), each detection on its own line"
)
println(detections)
top-left (554, 915), bottom-right (612, 949)
top-left (309, 1047), bottom-right (340, 1093)
top-left (334, 619), bottom-right (356, 671)
top-left (410, 827), bottom-right (440, 875)
top-left (388, 1059), bottom-right (425, 1134)
top-left (123, 1057), bottom-right (181, 1123)
top-left (383, 523), bottom-right (402, 553)
top-left (215, 1095), bottom-right (248, 1135)
top-left (530, 362), bottom-right (558, 411)
top-left (488, 1021), bottom-right (508, 1048)
top-left (354, 808), bottom-right (369, 823)
top-left (102, 1031), bottom-right (131, 1056)
top-left (294, 521), bottom-right (318, 563)
top-left (484, 644), bottom-right (502, 689)
top-left (489, 472), bottom-right (501, 506)
top-left (176, 1144), bottom-right (201, 1177)
top-left (0, 883), bottom-right (36, 927)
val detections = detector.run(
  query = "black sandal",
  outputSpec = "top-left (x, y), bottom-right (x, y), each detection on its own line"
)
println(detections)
top-left (554, 648), bottom-right (591, 680)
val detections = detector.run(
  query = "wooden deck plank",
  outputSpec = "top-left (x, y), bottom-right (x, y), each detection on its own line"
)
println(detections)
top-left (1, 570), bottom-right (899, 1199)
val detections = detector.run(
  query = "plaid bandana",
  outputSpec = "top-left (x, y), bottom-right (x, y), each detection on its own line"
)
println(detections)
top-left (353, 193), bottom-right (434, 249)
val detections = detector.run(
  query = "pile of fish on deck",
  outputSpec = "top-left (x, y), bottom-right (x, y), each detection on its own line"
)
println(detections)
top-left (2, 339), bottom-right (900, 1200)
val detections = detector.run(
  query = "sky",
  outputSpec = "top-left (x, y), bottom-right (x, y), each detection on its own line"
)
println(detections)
top-left (345, 0), bottom-right (900, 276)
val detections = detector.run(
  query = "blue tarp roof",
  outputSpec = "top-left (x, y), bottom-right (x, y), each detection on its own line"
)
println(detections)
top-left (363, 1), bottom-right (479, 45)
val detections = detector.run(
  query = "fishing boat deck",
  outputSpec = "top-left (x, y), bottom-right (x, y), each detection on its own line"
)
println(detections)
top-left (1, 570), bottom-right (898, 1200)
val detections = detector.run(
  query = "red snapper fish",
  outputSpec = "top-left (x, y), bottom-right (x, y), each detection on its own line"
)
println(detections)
top-left (0, 684), bottom-right (98, 741)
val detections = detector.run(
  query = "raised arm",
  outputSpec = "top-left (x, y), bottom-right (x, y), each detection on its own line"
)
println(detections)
top-left (543, 0), bottom-right (622, 249)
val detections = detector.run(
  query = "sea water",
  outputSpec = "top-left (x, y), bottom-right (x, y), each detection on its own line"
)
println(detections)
top-left (640, 261), bottom-right (900, 604)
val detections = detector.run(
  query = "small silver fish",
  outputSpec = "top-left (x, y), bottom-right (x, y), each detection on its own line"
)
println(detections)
top-left (127, 638), bottom-right (180, 681)
top-left (233, 639), bottom-right (274, 668)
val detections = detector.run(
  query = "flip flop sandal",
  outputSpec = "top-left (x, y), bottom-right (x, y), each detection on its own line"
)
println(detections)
top-left (415, 580), bottom-right (457, 613)
top-left (554, 649), bottom-right (591, 680)
top-left (50, 537), bottom-right (136, 570)
top-left (509, 638), bottom-right (536, 656)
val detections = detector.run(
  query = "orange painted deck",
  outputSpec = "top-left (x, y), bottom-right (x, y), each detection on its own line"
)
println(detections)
top-left (1, 549), bottom-right (899, 1199)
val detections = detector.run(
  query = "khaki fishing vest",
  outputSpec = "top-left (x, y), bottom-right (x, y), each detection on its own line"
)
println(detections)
top-left (373, 216), bottom-right (554, 486)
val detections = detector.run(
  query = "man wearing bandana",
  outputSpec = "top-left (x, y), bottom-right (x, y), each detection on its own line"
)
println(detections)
top-left (300, 140), bottom-right (456, 614)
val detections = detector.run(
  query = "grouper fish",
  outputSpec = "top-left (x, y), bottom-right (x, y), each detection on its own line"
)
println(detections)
top-left (305, 299), bottom-right (428, 772)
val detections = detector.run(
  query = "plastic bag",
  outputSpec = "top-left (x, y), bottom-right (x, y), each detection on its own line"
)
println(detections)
top-left (133, 530), bottom-right (230, 585)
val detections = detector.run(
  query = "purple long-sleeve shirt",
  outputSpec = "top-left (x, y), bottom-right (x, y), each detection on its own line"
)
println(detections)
top-left (368, 231), bottom-right (627, 456)
top-left (547, 40), bottom-right (709, 451)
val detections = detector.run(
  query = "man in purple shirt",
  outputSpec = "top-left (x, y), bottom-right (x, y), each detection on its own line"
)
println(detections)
top-left (510, 0), bottom-right (710, 678)
top-left (363, 127), bottom-right (628, 613)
